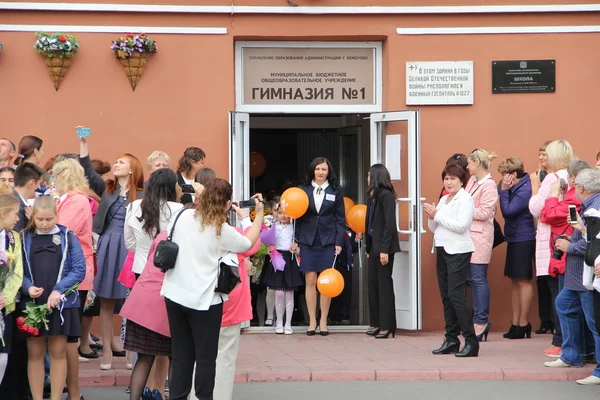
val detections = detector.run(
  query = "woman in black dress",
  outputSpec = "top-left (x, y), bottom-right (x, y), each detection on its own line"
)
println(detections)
top-left (21, 196), bottom-right (86, 400)
top-left (293, 157), bottom-right (346, 336)
top-left (363, 164), bottom-right (400, 339)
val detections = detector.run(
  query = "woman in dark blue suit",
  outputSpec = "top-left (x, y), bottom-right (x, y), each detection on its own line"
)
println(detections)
top-left (293, 157), bottom-right (346, 336)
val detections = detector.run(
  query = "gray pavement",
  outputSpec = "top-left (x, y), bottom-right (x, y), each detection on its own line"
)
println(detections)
top-left (75, 381), bottom-right (599, 400)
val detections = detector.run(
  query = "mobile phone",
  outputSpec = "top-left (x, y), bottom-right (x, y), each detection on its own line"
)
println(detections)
top-left (569, 205), bottom-right (578, 225)
top-left (181, 184), bottom-right (195, 194)
top-left (237, 200), bottom-right (256, 209)
top-left (76, 126), bottom-right (91, 137)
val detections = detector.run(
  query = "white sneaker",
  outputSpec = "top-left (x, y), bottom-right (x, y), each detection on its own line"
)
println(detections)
top-left (576, 375), bottom-right (600, 385)
top-left (544, 359), bottom-right (572, 368)
top-left (275, 326), bottom-right (284, 334)
top-left (284, 327), bottom-right (293, 335)
top-left (78, 356), bottom-right (90, 363)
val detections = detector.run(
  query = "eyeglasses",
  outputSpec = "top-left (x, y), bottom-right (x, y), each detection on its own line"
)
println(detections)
top-left (471, 148), bottom-right (482, 164)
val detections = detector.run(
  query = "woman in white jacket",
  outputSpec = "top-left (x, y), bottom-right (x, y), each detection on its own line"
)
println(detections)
top-left (424, 164), bottom-right (478, 358)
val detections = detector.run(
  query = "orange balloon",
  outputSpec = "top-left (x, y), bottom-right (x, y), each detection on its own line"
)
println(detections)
top-left (343, 197), bottom-right (356, 218)
top-left (280, 187), bottom-right (309, 219)
top-left (249, 152), bottom-right (266, 178)
top-left (317, 268), bottom-right (345, 298)
top-left (347, 204), bottom-right (367, 233)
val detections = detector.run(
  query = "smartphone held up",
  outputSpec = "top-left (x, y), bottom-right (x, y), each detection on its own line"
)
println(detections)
top-left (569, 205), bottom-right (578, 226)
top-left (76, 126), bottom-right (91, 137)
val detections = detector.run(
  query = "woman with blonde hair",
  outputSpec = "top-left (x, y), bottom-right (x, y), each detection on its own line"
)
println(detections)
top-left (465, 149), bottom-right (499, 341)
top-left (529, 139), bottom-right (574, 357)
top-left (52, 158), bottom-right (95, 400)
top-left (497, 157), bottom-right (536, 339)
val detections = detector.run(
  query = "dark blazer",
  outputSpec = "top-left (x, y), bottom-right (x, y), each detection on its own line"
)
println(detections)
top-left (13, 188), bottom-right (28, 232)
top-left (79, 155), bottom-right (144, 235)
top-left (365, 189), bottom-right (400, 255)
top-left (295, 184), bottom-right (346, 248)
top-left (177, 173), bottom-right (193, 205)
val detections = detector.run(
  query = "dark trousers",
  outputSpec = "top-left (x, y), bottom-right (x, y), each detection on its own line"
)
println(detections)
top-left (331, 264), bottom-right (353, 321)
top-left (166, 299), bottom-right (223, 400)
top-left (537, 276), bottom-right (554, 328)
top-left (435, 248), bottom-right (477, 346)
top-left (0, 310), bottom-right (31, 399)
top-left (539, 275), bottom-right (563, 347)
top-left (594, 290), bottom-right (600, 338)
top-left (368, 253), bottom-right (396, 330)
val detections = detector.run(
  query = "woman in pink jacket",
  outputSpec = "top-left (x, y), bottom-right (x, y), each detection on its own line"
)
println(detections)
top-left (53, 158), bottom-right (97, 400)
top-left (465, 149), bottom-right (499, 341)
top-left (529, 139), bottom-right (574, 357)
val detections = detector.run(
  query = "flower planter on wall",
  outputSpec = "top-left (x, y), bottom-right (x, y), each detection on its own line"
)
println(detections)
top-left (111, 33), bottom-right (157, 91)
top-left (34, 32), bottom-right (79, 91)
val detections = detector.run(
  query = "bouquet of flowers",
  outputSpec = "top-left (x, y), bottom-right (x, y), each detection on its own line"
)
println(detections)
top-left (0, 242), bottom-right (17, 347)
top-left (34, 32), bottom-right (79, 58)
top-left (110, 33), bottom-right (157, 59)
top-left (17, 283), bottom-right (79, 337)
top-left (259, 216), bottom-right (286, 272)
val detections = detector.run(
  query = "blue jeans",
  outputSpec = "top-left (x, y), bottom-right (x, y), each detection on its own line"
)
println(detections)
top-left (555, 288), bottom-right (600, 376)
top-left (468, 263), bottom-right (489, 325)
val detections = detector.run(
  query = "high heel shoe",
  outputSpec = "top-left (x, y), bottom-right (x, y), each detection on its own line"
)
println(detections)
top-left (366, 328), bottom-right (381, 336)
top-left (375, 329), bottom-right (395, 339)
top-left (307, 325), bottom-right (317, 336)
top-left (476, 323), bottom-right (491, 342)
top-left (503, 324), bottom-right (517, 339)
top-left (508, 323), bottom-right (532, 339)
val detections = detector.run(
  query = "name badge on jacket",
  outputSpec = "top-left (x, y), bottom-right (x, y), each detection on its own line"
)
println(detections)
top-left (325, 194), bottom-right (336, 202)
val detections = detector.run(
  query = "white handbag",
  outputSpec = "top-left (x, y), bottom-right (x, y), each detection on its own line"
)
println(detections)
top-left (583, 263), bottom-right (595, 291)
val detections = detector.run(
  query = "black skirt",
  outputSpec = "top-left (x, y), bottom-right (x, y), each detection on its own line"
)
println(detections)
top-left (39, 307), bottom-right (81, 338)
top-left (0, 309), bottom-right (14, 353)
top-left (504, 240), bottom-right (536, 280)
top-left (262, 251), bottom-right (304, 290)
top-left (124, 320), bottom-right (171, 356)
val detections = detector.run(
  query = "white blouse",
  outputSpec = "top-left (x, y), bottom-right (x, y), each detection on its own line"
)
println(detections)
top-left (275, 222), bottom-right (294, 251)
top-left (312, 180), bottom-right (329, 213)
top-left (124, 200), bottom-right (184, 274)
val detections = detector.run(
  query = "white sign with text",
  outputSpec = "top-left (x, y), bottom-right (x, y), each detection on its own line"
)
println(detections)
top-left (406, 61), bottom-right (474, 105)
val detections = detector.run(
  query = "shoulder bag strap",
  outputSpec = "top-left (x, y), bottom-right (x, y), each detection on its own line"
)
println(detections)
top-left (167, 209), bottom-right (188, 241)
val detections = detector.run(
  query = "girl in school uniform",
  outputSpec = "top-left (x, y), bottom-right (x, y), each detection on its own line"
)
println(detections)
top-left (21, 196), bottom-right (86, 400)
top-left (0, 193), bottom-right (24, 383)
top-left (261, 204), bottom-right (303, 334)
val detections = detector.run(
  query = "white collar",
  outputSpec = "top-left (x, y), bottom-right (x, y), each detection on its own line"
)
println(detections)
top-left (36, 226), bottom-right (60, 235)
top-left (311, 180), bottom-right (330, 190)
top-left (476, 173), bottom-right (492, 185)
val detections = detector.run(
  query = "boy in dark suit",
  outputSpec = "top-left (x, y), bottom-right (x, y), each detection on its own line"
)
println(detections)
top-left (330, 225), bottom-right (359, 325)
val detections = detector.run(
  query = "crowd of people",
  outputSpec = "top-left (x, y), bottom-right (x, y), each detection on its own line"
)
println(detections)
top-left (424, 141), bottom-right (600, 386)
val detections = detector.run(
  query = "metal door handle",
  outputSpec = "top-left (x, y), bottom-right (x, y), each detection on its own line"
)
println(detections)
top-left (395, 198), bottom-right (413, 234)
top-left (419, 197), bottom-right (427, 234)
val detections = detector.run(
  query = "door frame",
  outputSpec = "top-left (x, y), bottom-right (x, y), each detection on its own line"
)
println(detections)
top-left (369, 110), bottom-right (422, 330)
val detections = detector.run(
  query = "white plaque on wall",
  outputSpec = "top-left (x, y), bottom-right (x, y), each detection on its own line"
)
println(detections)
top-left (406, 61), bottom-right (474, 105)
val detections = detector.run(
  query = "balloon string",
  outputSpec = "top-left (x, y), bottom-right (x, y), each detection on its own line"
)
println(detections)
top-left (331, 254), bottom-right (337, 269)
top-left (292, 219), bottom-right (296, 261)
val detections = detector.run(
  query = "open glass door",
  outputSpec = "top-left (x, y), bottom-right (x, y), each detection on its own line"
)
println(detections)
top-left (229, 111), bottom-right (250, 209)
top-left (369, 110), bottom-right (422, 330)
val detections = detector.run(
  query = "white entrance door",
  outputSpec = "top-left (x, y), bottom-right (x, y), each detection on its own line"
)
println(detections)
top-left (229, 111), bottom-right (250, 203)
top-left (369, 111), bottom-right (422, 330)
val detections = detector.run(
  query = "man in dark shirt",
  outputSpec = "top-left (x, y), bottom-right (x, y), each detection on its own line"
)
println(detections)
top-left (545, 168), bottom-right (600, 386)
top-left (12, 162), bottom-right (44, 231)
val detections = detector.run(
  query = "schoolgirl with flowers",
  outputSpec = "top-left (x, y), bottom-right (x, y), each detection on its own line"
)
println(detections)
top-left (20, 196), bottom-right (85, 400)
top-left (0, 193), bottom-right (24, 383)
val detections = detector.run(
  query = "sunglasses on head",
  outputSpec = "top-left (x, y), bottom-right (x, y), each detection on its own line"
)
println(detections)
top-left (471, 148), bottom-right (482, 164)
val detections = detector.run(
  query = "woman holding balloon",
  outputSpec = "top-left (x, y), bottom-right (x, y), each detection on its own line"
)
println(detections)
top-left (362, 164), bottom-right (401, 339)
top-left (289, 157), bottom-right (346, 336)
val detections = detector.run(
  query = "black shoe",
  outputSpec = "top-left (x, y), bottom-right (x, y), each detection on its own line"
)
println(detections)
top-left (508, 323), bottom-right (532, 339)
top-left (455, 343), bottom-right (479, 358)
top-left (432, 341), bottom-right (460, 355)
top-left (535, 323), bottom-right (553, 334)
top-left (375, 329), bottom-right (395, 339)
top-left (90, 333), bottom-right (100, 342)
top-left (366, 328), bottom-right (381, 336)
top-left (306, 329), bottom-right (316, 336)
top-left (503, 324), bottom-right (517, 338)
top-left (320, 330), bottom-right (329, 337)
top-left (112, 350), bottom-right (126, 357)
top-left (90, 342), bottom-right (104, 351)
top-left (78, 347), bottom-right (99, 359)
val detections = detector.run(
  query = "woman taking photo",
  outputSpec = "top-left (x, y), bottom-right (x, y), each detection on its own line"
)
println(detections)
top-left (465, 148), bottom-right (499, 341)
top-left (53, 158), bottom-right (96, 400)
top-left (529, 139), bottom-right (574, 357)
top-left (497, 157), bottom-right (536, 339)
top-left (424, 164), bottom-right (478, 358)
top-left (15, 135), bottom-right (44, 166)
top-left (161, 179), bottom-right (264, 400)
top-left (293, 157), bottom-right (346, 336)
top-left (78, 136), bottom-right (144, 370)
top-left (363, 164), bottom-right (400, 339)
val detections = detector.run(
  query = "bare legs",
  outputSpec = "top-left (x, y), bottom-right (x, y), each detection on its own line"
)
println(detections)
top-left (100, 298), bottom-right (116, 367)
top-left (79, 316), bottom-right (94, 354)
top-left (28, 336), bottom-right (67, 400)
top-left (305, 272), bottom-right (331, 332)
top-left (511, 279), bottom-right (533, 326)
top-left (66, 342), bottom-right (81, 399)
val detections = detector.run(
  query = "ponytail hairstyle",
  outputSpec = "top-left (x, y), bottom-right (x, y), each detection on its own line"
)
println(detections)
top-left (15, 136), bottom-right (43, 166)
top-left (468, 149), bottom-right (498, 170)
top-left (177, 147), bottom-right (206, 175)
top-left (26, 195), bottom-right (57, 233)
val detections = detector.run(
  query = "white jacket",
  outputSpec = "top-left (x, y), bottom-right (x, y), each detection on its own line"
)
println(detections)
top-left (428, 188), bottom-right (476, 255)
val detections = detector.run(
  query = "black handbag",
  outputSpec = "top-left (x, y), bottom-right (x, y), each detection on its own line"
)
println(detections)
top-left (153, 209), bottom-right (188, 273)
top-left (215, 233), bottom-right (241, 294)
top-left (492, 218), bottom-right (505, 249)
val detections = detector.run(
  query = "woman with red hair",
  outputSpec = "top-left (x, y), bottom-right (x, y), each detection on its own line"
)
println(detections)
top-left (78, 136), bottom-right (144, 370)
